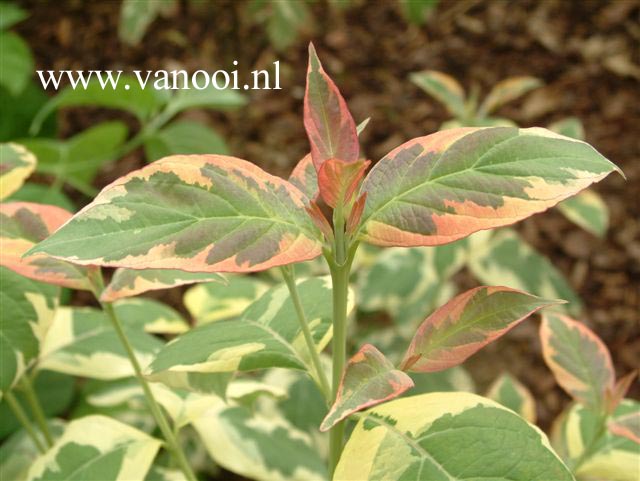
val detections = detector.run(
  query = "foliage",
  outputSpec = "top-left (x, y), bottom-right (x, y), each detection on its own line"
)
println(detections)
top-left (0, 42), bottom-right (633, 481)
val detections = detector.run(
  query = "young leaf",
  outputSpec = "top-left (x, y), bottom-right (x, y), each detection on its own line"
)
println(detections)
top-left (317, 158), bottom-right (369, 208)
top-left (28, 155), bottom-right (323, 273)
top-left (556, 189), bottom-right (609, 237)
top-left (540, 313), bottom-right (615, 411)
top-left (0, 267), bottom-right (58, 395)
top-left (479, 76), bottom-right (542, 115)
top-left (26, 415), bottom-right (161, 481)
top-left (409, 70), bottom-right (466, 119)
top-left (467, 228), bottom-right (582, 315)
top-left (401, 286), bottom-right (559, 372)
top-left (321, 344), bottom-right (413, 431)
top-left (609, 412), bottom-right (640, 444)
top-left (335, 392), bottom-right (574, 481)
top-left (0, 143), bottom-right (36, 200)
top-left (358, 127), bottom-right (621, 247)
top-left (304, 43), bottom-right (359, 171)
top-left (486, 372), bottom-right (537, 423)
top-left (606, 371), bottom-right (638, 413)
top-left (102, 267), bottom-right (226, 302)
top-left (1, 202), bottom-right (95, 290)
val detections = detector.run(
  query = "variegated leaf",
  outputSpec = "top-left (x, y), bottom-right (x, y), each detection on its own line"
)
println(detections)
top-left (409, 70), bottom-right (466, 118)
top-left (479, 76), bottom-right (542, 115)
top-left (552, 399), bottom-right (639, 481)
top-left (317, 158), bottom-right (369, 208)
top-left (184, 274), bottom-right (269, 324)
top-left (609, 412), bottom-right (640, 444)
top-left (0, 267), bottom-right (58, 395)
top-left (38, 306), bottom-right (163, 380)
top-left (548, 117), bottom-right (585, 141)
top-left (112, 298), bottom-right (190, 335)
top-left (540, 313), bottom-right (615, 411)
top-left (467, 228), bottom-right (582, 315)
top-left (557, 189), bottom-right (609, 237)
top-left (145, 276), bottom-right (354, 389)
top-left (26, 415), bottom-right (161, 481)
top-left (335, 392), bottom-right (573, 481)
top-left (486, 372), bottom-right (537, 423)
top-left (304, 43), bottom-right (359, 171)
top-left (102, 267), bottom-right (225, 302)
top-left (358, 127), bottom-right (620, 247)
top-left (401, 286), bottom-right (559, 372)
top-left (193, 396), bottom-right (326, 481)
top-left (0, 143), bottom-right (36, 200)
top-left (321, 344), bottom-right (413, 431)
top-left (0, 202), bottom-right (95, 290)
top-left (28, 155), bottom-right (322, 273)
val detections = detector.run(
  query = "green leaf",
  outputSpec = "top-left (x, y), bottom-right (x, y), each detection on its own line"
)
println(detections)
top-left (0, 32), bottom-right (33, 96)
top-left (118, 0), bottom-right (176, 45)
top-left (359, 127), bottom-right (621, 247)
top-left (553, 399), bottom-right (639, 481)
top-left (401, 0), bottom-right (439, 25)
top-left (102, 267), bottom-right (225, 302)
top-left (486, 372), bottom-right (537, 423)
top-left (0, 3), bottom-right (28, 30)
top-left (38, 306), bottom-right (163, 380)
top-left (264, 0), bottom-right (311, 52)
top-left (548, 117), bottom-right (585, 141)
top-left (112, 298), bottom-right (190, 335)
top-left (321, 344), bottom-right (413, 431)
top-left (409, 366), bottom-right (475, 395)
top-left (335, 392), bottom-right (573, 480)
top-left (28, 155), bottom-right (323, 273)
top-left (467, 228), bottom-right (583, 315)
top-left (166, 84), bottom-right (247, 114)
top-left (479, 76), bottom-right (542, 115)
top-left (8, 183), bottom-right (75, 212)
top-left (0, 267), bottom-right (58, 395)
top-left (145, 276), bottom-right (353, 388)
top-left (401, 286), bottom-right (560, 372)
top-left (144, 120), bottom-right (229, 162)
top-left (540, 313), bottom-right (615, 411)
top-left (0, 143), bottom-right (36, 200)
top-left (26, 415), bottom-right (161, 481)
top-left (0, 82), bottom-right (57, 141)
top-left (609, 412), bottom-right (640, 445)
top-left (184, 274), bottom-right (270, 324)
top-left (557, 190), bottom-right (609, 237)
top-left (192, 395), bottom-right (327, 481)
top-left (409, 70), bottom-right (466, 118)
top-left (22, 121), bottom-right (128, 188)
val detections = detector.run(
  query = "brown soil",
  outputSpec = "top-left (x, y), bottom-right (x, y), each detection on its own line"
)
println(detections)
top-left (16, 0), bottom-right (639, 453)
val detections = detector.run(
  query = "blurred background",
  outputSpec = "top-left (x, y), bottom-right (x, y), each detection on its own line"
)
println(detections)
top-left (3, 0), bottom-right (638, 434)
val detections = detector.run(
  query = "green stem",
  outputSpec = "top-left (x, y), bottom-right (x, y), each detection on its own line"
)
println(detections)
top-left (19, 376), bottom-right (54, 447)
top-left (4, 391), bottom-right (46, 454)
top-left (280, 265), bottom-right (331, 401)
top-left (570, 411), bottom-right (609, 472)
top-left (89, 273), bottom-right (198, 481)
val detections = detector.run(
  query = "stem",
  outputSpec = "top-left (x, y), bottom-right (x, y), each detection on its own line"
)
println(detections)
top-left (4, 391), bottom-right (46, 454)
top-left (280, 265), bottom-right (331, 400)
top-left (89, 272), bottom-right (198, 481)
top-left (20, 376), bottom-right (54, 447)
top-left (570, 411), bottom-right (609, 472)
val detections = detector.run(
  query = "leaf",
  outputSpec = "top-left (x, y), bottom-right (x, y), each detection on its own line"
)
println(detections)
top-left (486, 372), bottom-right (536, 423)
top-left (410, 366), bottom-right (475, 395)
top-left (540, 313), bottom-right (615, 411)
top-left (0, 143), bottom-right (36, 200)
top-left (0, 3), bottom-right (28, 30)
top-left (111, 298), bottom-right (190, 335)
top-left (102, 267), bottom-right (225, 302)
top-left (143, 120), bottom-right (229, 162)
top-left (8, 183), bottom-right (75, 212)
top-left (0, 267), bottom-right (58, 394)
top-left (321, 344), bottom-right (413, 431)
top-left (118, 0), bottom-right (176, 45)
top-left (192, 395), bottom-right (327, 481)
top-left (335, 391), bottom-right (574, 481)
top-left (23, 121), bottom-right (128, 187)
top-left (304, 43), bottom-right (359, 171)
top-left (548, 117), bottom-right (585, 141)
top-left (467, 228), bottom-right (583, 315)
top-left (401, 286), bottom-right (559, 372)
top-left (557, 189), bottom-right (609, 237)
top-left (184, 274), bottom-right (269, 324)
top-left (607, 371), bottom-right (637, 413)
top-left (609, 412), bottom-right (640, 444)
top-left (0, 32), bottom-right (33, 96)
top-left (26, 415), bottom-right (161, 481)
top-left (479, 76), bottom-right (542, 115)
top-left (1, 202), bottom-right (95, 290)
top-left (358, 127), bottom-right (621, 247)
top-left (38, 306), bottom-right (163, 380)
top-left (317, 157), bottom-right (369, 208)
top-left (401, 0), bottom-right (439, 25)
top-left (0, 81), bottom-right (57, 141)
top-left (28, 154), bottom-right (323, 273)
top-left (264, 0), bottom-right (311, 52)
top-left (145, 276), bottom-right (353, 388)
top-left (553, 399), bottom-right (639, 481)
top-left (165, 84), bottom-right (247, 114)
top-left (409, 70), bottom-right (466, 118)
